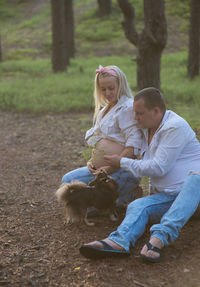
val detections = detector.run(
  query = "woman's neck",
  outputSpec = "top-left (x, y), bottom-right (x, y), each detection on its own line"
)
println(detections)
top-left (102, 102), bottom-right (117, 117)
top-left (108, 100), bottom-right (117, 108)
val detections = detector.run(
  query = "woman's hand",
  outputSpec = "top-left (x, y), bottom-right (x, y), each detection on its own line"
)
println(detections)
top-left (87, 160), bottom-right (97, 174)
top-left (104, 154), bottom-right (121, 168)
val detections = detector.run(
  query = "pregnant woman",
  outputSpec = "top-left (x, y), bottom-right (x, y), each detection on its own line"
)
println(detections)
top-left (62, 65), bottom-right (142, 207)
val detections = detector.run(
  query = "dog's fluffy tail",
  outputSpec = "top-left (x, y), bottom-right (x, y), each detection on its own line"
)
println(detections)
top-left (55, 183), bottom-right (69, 202)
top-left (55, 181), bottom-right (88, 203)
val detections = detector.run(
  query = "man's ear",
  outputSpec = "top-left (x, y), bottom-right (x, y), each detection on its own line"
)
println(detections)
top-left (154, 106), bottom-right (160, 115)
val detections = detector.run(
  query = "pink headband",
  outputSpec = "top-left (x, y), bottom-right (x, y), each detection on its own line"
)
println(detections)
top-left (96, 65), bottom-right (118, 77)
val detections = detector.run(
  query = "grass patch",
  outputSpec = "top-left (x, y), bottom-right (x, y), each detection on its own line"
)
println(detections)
top-left (0, 0), bottom-right (18, 21)
top-left (161, 52), bottom-right (200, 108)
top-left (0, 0), bottom-right (190, 60)
top-left (5, 48), bottom-right (40, 60)
top-left (76, 18), bottom-right (122, 42)
top-left (75, 1), bottom-right (123, 42)
top-left (166, 0), bottom-right (190, 19)
top-left (0, 56), bottom-right (136, 113)
top-left (0, 52), bottom-right (199, 132)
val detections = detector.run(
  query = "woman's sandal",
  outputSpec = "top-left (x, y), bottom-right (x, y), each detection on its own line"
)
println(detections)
top-left (140, 242), bottom-right (161, 263)
top-left (80, 240), bottom-right (130, 259)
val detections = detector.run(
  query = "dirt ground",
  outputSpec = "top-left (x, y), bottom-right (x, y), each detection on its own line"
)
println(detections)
top-left (1, 111), bottom-right (200, 287)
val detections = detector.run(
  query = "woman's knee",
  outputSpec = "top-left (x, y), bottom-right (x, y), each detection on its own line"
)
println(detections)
top-left (62, 173), bottom-right (71, 183)
top-left (61, 168), bottom-right (83, 183)
top-left (61, 166), bottom-right (93, 184)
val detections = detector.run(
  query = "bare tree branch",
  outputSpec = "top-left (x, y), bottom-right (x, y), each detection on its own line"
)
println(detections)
top-left (117, 0), bottom-right (138, 46)
top-left (118, 0), bottom-right (167, 89)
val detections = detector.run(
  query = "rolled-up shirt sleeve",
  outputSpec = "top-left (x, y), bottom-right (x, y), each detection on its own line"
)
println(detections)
top-left (120, 126), bottom-right (187, 178)
top-left (85, 127), bottom-right (94, 141)
top-left (118, 105), bottom-right (142, 149)
top-left (85, 110), bottom-right (104, 146)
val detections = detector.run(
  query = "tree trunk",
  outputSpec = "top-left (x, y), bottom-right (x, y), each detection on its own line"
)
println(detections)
top-left (51, 0), bottom-right (74, 72)
top-left (65, 0), bottom-right (75, 59)
top-left (187, 0), bottom-right (200, 79)
top-left (137, 0), bottom-right (167, 89)
top-left (97, 0), bottom-right (112, 17)
top-left (118, 0), bottom-right (167, 90)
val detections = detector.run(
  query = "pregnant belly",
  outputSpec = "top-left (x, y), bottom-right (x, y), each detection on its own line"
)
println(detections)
top-left (91, 138), bottom-right (124, 169)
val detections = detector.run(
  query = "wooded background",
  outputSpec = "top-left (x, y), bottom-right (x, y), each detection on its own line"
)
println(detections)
top-left (50, 0), bottom-right (199, 88)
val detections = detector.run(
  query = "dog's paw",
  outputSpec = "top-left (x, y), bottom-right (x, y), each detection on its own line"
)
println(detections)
top-left (66, 217), bottom-right (80, 224)
top-left (66, 217), bottom-right (72, 224)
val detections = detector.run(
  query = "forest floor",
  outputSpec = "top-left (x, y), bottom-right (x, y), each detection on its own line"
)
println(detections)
top-left (1, 111), bottom-right (200, 287)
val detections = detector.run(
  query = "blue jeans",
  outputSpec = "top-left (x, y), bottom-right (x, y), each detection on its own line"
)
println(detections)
top-left (108, 174), bottom-right (200, 251)
top-left (62, 166), bottom-right (140, 206)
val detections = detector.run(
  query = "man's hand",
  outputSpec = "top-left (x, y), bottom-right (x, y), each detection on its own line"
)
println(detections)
top-left (104, 155), bottom-right (121, 168)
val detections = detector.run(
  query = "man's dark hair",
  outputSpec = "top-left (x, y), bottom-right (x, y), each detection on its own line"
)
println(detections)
top-left (134, 87), bottom-right (166, 113)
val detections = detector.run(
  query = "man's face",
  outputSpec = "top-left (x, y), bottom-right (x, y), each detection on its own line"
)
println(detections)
top-left (133, 99), bottom-right (157, 129)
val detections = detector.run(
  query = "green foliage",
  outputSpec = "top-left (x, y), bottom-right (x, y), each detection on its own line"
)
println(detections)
top-left (76, 17), bottom-right (121, 42)
top-left (128, 0), bottom-right (144, 19)
top-left (0, 56), bottom-right (136, 113)
top-left (5, 48), bottom-right (39, 60)
top-left (75, 0), bottom-right (144, 45)
top-left (0, 0), bottom-right (190, 61)
top-left (75, 1), bottom-right (123, 42)
top-left (0, 0), bottom-right (16, 20)
top-left (166, 0), bottom-right (190, 19)
top-left (0, 1), bottom-right (50, 60)
top-left (81, 145), bottom-right (93, 162)
top-left (0, 53), bottom-right (199, 132)
top-left (0, 0), bottom-right (199, 132)
top-left (161, 52), bottom-right (200, 106)
top-left (19, 15), bottom-right (45, 29)
top-left (0, 59), bottom-right (50, 77)
top-left (161, 52), bottom-right (200, 128)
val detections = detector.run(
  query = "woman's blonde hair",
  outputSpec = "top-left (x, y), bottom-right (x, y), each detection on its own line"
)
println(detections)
top-left (93, 65), bottom-right (133, 123)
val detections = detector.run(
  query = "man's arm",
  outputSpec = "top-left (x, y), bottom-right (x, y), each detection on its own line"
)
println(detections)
top-left (98, 147), bottom-right (135, 174)
top-left (105, 127), bottom-right (187, 178)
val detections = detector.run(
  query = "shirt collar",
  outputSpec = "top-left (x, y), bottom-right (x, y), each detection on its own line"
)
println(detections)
top-left (115, 95), bottom-right (131, 109)
top-left (140, 110), bottom-right (170, 137)
top-left (100, 95), bottom-right (131, 117)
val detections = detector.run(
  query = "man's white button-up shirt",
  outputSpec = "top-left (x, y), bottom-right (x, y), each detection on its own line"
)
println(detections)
top-left (121, 110), bottom-right (200, 195)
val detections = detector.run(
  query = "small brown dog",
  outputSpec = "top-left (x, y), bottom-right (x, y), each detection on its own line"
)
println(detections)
top-left (55, 169), bottom-right (119, 226)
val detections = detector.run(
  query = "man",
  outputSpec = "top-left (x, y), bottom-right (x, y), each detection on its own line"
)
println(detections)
top-left (79, 87), bottom-right (200, 262)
